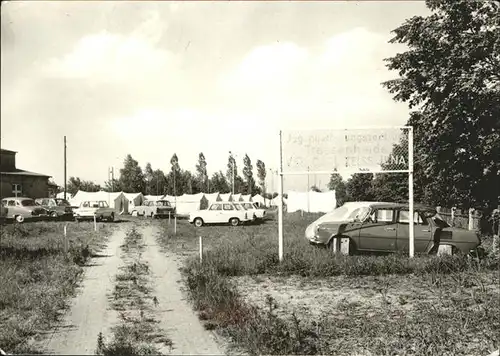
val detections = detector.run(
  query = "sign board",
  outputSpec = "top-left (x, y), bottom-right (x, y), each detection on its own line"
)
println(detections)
top-left (281, 127), bottom-right (409, 173)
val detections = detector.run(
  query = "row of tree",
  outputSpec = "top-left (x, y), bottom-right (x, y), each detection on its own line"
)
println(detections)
top-left (66, 153), bottom-right (269, 197)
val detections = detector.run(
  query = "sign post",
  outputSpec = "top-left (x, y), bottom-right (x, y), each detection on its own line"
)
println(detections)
top-left (278, 131), bottom-right (284, 262)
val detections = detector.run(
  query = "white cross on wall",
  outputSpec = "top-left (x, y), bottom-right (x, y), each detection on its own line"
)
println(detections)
top-left (13, 185), bottom-right (22, 197)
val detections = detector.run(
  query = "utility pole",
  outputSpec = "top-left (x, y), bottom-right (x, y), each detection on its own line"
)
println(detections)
top-left (64, 136), bottom-right (67, 200)
top-left (307, 166), bottom-right (310, 213)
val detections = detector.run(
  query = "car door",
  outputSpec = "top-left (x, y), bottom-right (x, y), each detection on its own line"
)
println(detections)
top-left (358, 208), bottom-right (397, 252)
top-left (206, 203), bottom-right (222, 223)
top-left (222, 203), bottom-right (236, 222)
top-left (396, 210), bottom-right (433, 253)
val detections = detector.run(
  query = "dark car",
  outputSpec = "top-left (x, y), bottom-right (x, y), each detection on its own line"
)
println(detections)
top-left (305, 201), bottom-right (481, 255)
top-left (1, 197), bottom-right (48, 223)
top-left (35, 198), bottom-right (74, 219)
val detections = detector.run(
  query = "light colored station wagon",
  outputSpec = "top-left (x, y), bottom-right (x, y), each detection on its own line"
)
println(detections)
top-left (189, 201), bottom-right (252, 227)
top-left (73, 200), bottom-right (115, 222)
top-left (132, 200), bottom-right (176, 218)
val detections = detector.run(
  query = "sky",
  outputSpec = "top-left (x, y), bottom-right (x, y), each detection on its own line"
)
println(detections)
top-left (1, 1), bottom-right (431, 193)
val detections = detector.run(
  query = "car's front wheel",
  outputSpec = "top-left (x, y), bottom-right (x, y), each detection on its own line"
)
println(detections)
top-left (229, 218), bottom-right (240, 226)
top-left (108, 213), bottom-right (115, 222)
top-left (194, 218), bottom-right (204, 227)
top-left (50, 211), bottom-right (58, 218)
top-left (15, 215), bottom-right (25, 223)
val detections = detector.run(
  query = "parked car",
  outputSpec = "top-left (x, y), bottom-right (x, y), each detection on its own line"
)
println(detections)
top-left (35, 198), bottom-right (74, 219)
top-left (189, 201), bottom-right (252, 227)
top-left (73, 200), bottom-right (115, 222)
top-left (1, 197), bottom-right (49, 223)
top-left (132, 200), bottom-right (176, 218)
top-left (247, 202), bottom-right (267, 220)
top-left (305, 201), bottom-right (481, 255)
top-left (232, 202), bottom-right (257, 222)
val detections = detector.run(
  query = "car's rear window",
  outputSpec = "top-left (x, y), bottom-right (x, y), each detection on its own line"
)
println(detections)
top-left (21, 200), bottom-right (36, 206)
top-left (55, 199), bottom-right (70, 206)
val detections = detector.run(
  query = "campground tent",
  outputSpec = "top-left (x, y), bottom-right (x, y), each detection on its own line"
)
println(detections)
top-left (204, 192), bottom-right (221, 204)
top-left (231, 193), bottom-right (242, 202)
top-left (241, 194), bottom-right (252, 202)
top-left (286, 190), bottom-right (336, 213)
top-left (70, 190), bottom-right (129, 214)
top-left (251, 194), bottom-right (267, 207)
top-left (144, 195), bottom-right (163, 202)
top-left (123, 192), bottom-right (145, 214)
top-left (270, 194), bottom-right (288, 208)
top-left (170, 193), bottom-right (209, 216)
top-left (56, 192), bottom-right (73, 200)
top-left (219, 193), bottom-right (232, 201)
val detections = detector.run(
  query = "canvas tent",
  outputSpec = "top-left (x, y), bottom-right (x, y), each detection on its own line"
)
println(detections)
top-left (286, 190), bottom-right (336, 213)
top-left (123, 192), bottom-right (145, 214)
top-left (56, 192), bottom-right (73, 200)
top-left (219, 193), bottom-right (232, 201)
top-left (231, 193), bottom-right (242, 202)
top-left (144, 195), bottom-right (163, 202)
top-left (204, 192), bottom-right (221, 204)
top-left (252, 194), bottom-right (267, 207)
top-left (241, 194), bottom-right (252, 202)
top-left (170, 193), bottom-right (209, 216)
top-left (270, 194), bottom-right (288, 208)
top-left (70, 190), bottom-right (129, 214)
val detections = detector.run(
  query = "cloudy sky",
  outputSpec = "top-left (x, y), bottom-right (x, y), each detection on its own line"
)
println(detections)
top-left (1, 1), bottom-right (430, 192)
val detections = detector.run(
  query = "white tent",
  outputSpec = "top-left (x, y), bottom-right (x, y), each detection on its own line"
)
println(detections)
top-left (70, 190), bottom-right (129, 214)
top-left (56, 192), bottom-right (73, 200)
top-left (241, 194), bottom-right (252, 202)
top-left (286, 190), bottom-right (336, 213)
top-left (270, 194), bottom-right (288, 208)
top-left (219, 193), bottom-right (232, 201)
top-left (162, 195), bottom-right (177, 203)
top-left (231, 193), bottom-right (242, 202)
top-left (144, 195), bottom-right (163, 201)
top-left (252, 194), bottom-right (268, 207)
top-left (123, 192), bottom-right (145, 214)
top-left (170, 193), bottom-right (209, 216)
top-left (204, 192), bottom-right (221, 204)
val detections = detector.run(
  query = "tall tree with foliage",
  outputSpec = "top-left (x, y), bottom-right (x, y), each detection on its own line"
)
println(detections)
top-left (149, 169), bottom-right (167, 196)
top-left (226, 152), bottom-right (239, 193)
top-left (327, 173), bottom-right (348, 206)
top-left (170, 153), bottom-right (180, 196)
top-left (144, 163), bottom-right (154, 195)
top-left (383, 0), bottom-right (500, 210)
top-left (209, 171), bottom-right (230, 193)
top-left (67, 177), bottom-right (102, 195)
top-left (195, 152), bottom-right (208, 193)
top-left (118, 154), bottom-right (145, 193)
top-left (256, 159), bottom-right (267, 195)
top-left (345, 174), bottom-right (374, 201)
top-left (103, 178), bottom-right (122, 193)
top-left (242, 154), bottom-right (257, 195)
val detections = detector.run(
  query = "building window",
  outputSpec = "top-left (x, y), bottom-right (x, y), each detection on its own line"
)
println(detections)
top-left (12, 184), bottom-right (22, 197)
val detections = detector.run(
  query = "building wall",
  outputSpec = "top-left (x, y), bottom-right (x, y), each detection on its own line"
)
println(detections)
top-left (0, 174), bottom-right (49, 199)
top-left (0, 152), bottom-right (16, 171)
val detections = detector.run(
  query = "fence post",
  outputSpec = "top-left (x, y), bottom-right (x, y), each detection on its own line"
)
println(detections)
top-left (63, 224), bottom-right (68, 254)
top-left (174, 215), bottom-right (177, 235)
top-left (451, 207), bottom-right (456, 227)
top-left (93, 214), bottom-right (97, 232)
top-left (168, 212), bottom-right (171, 224)
top-left (199, 236), bottom-right (203, 262)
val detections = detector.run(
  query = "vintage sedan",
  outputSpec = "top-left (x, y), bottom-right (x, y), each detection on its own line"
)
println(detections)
top-left (189, 201), bottom-right (252, 227)
top-left (35, 198), bottom-right (74, 219)
top-left (132, 200), bottom-right (176, 218)
top-left (73, 200), bottom-right (115, 222)
top-left (305, 201), bottom-right (481, 255)
top-left (1, 197), bottom-right (49, 223)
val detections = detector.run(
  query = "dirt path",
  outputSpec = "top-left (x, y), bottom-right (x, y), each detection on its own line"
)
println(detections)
top-left (140, 225), bottom-right (225, 355)
top-left (40, 226), bottom-right (126, 355)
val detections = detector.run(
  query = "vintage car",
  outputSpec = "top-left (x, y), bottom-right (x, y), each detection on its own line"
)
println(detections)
top-left (1, 197), bottom-right (49, 223)
top-left (132, 200), bottom-right (176, 218)
top-left (73, 200), bottom-right (115, 222)
top-left (189, 201), bottom-right (252, 227)
top-left (305, 201), bottom-right (481, 255)
top-left (232, 202), bottom-right (257, 222)
top-left (35, 198), bottom-right (74, 219)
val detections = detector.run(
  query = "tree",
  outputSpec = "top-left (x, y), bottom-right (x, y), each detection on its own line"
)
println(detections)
top-left (256, 159), bottom-right (267, 195)
top-left (383, 0), bottom-right (500, 210)
top-left (195, 153), bottom-right (208, 193)
top-left (345, 174), bottom-right (374, 201)
top-left (103, 178), bottom-right (122, 192)
top-left (327, 173), bottom-right (347, 206)
top-left (144, 163), bottom-right (154, 195)
top-left (226, 153), bottom-right (241, 194)
top-left (67, 176), bottom-right (101, 195)
top-left (209, 171), bottom-right (230, 193)
top-left (170, 153), bottom-right (180, 196)
top-left (242, 154), bottom-right (257, 195)
top-left (117, 154), bottom-right (145, 193)
top-left (149, 169), bottom-right (167, 196)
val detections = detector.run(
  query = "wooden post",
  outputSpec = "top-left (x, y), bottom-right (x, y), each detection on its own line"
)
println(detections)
top-left (199, 236), bottom-right (203, 262)
top-left (63, 224), bottom-right (68, 254)
top-left (93, 214), bottom-right (97, 232)
top-left (168, 212), bottom-right (171, 224)
top-left (332, 237), bottom-right (338, 253)
top-left (174, 215), bottom-right (177, 235)
top-left (451, 207), bottom-right (455, 227)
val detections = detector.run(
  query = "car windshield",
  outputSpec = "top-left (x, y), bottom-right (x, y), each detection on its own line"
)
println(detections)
top-left (21, 199), bottom-right (36, 206)
top-left (315, 204), bottom-right (372, 224)
top-left (157, 201), bottom-right (171, 206)
top-left (55, 199), bottom-right (70, 206)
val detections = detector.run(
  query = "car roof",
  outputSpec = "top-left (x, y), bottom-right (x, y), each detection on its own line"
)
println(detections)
top-left (2, 197), bottom-right (32, 200)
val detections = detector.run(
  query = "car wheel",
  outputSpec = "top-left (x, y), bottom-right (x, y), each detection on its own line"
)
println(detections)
top-left (15, 215), bottom-right (25, 223)
top-left (194, 218), bottom-right (204, 227)
top-left (51, 211), bottom-right (58, 218)
top-left (108, 213), bottom-right (115, 222)
top-left (230, 218), bottom-right (240, 226)
top-left (75, 216), bottom-right (80, 222)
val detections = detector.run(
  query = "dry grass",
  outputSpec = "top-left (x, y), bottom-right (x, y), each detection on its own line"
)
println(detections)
top-left (96, 226), bottom-right (171, 356)
top-left (156, 212), bottom-right (500, 356)
top-left (0, 220), bottom-right (115, 354)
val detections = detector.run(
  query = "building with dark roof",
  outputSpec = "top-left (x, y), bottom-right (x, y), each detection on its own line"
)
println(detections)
top-left (1, 148), bottom-right (52, 199)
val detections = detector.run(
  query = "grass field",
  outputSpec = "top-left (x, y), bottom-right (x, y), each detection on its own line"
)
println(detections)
top-left (0, 220), bottom-right (116, 354)
top-left (157, 212), bottom-right (500, 356)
